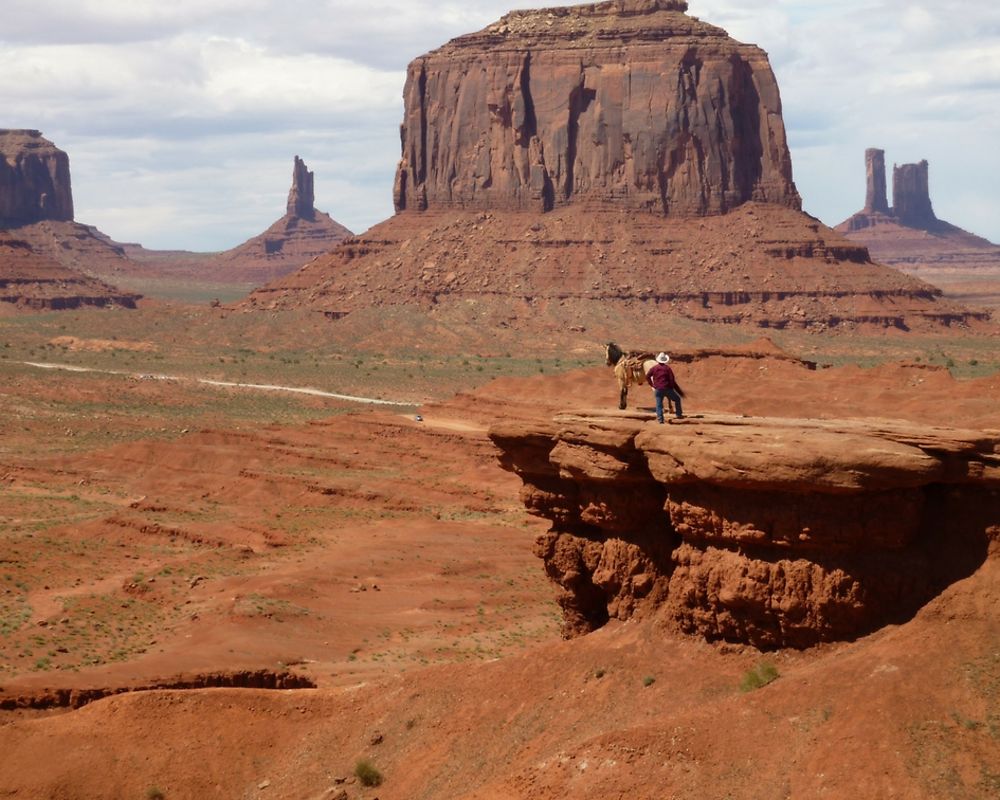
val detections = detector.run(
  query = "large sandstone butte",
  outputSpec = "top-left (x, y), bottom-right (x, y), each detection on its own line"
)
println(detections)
top-left (249, 0), bottom-right (987, 332)
top-left (836, 148), bottom-right (1000, 313)
top-left (491, 410), bottom-right (1000, 648)
top-left (393, 0), bottom-right (800, 215)
top-left (0, 129), bottom-right (148, 293)
top-left (0, 130), bottom-right (143, 309)
top-left (0, 129), bottom-right (74, 225)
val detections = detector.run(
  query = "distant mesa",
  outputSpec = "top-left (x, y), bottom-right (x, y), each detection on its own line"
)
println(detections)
top-left (248, 0), bottom-right (987, 333)
top-left (1, 129), bottom-right (141, 310)
top-left (840, 148), bottom-right (960, 235)
top-left (0, 129), bottom-right (74, 225)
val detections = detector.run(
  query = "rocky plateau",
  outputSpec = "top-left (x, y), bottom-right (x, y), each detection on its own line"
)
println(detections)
top-left (491, 409), bottom-right (1000, 649)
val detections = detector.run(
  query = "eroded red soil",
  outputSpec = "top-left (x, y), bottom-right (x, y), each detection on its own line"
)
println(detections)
top-left (1, 345), bottom-right (998, 799)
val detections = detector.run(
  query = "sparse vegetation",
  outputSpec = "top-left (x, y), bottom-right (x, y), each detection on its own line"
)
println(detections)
top-left (354, 758), bottom-right (383, 787)
top-left (643, 675), bottom-right (656, 687)
top-left (740, 661), bottom-right (780, 692)
top-left (145, 787), bottom-right (166, 800)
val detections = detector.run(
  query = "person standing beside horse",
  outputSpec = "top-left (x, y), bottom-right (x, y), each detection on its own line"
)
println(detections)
top-left (646, 352), bottom-right (684, 423)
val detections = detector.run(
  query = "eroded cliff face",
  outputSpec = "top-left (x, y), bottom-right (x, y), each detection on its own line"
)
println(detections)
top-left (491, 412), bottom-right (1000, 648)
top-left (0, 130), bottom-right (74, 224)
top-left (394, 0), bottom-right (800, 216)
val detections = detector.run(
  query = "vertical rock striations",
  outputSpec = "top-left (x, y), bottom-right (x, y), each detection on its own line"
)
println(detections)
top-left (892, 159), bottom-right (937, 230)
top-left (0, 130), bottom-right (74, 224)
top-left (864, 147), bottom-right (889, 214)
top-left (491, 412), bottom-right (1000, 648)
top-left (393, 0), bottom-right (800, 216)
top-left (286, 155), bottom-right (316, 221)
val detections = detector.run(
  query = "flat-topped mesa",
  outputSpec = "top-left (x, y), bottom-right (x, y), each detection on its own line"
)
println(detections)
top-left (892, 159), bottom-right (937, 230)
top-left (393, 0), bottom-right (800, 216)
top-left (0, 129), bottom-right (74, 224)
top-left (286, 155), bottom-right (316, 221)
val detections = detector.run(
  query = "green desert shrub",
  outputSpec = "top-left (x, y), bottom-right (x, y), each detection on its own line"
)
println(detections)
top-left (354, 758), bottom-right (383, 787)
top-left (740, 661), bottom-right (780, 692)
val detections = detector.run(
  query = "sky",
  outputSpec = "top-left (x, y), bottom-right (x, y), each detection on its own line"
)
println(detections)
top-left (2, 0), bottom-right (998, 251)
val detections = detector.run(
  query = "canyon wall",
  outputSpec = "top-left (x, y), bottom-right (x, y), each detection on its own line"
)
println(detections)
top-left (491, 411), bottom-right (1000, 648)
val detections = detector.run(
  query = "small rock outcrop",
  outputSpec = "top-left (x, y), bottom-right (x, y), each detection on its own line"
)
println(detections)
top-left (491, 411), bottom-right (1000, 648)
top-left (0, 130), bottom-right (74, 224)
top-left (394, 0), bottom-right (800, 216)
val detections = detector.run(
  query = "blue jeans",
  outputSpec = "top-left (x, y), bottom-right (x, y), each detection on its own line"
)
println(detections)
top-left (654, 388), bottom-right (682, 422)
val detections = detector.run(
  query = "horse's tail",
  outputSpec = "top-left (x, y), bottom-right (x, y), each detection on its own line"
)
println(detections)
top-left (675, 383), bottom-right (686, 398)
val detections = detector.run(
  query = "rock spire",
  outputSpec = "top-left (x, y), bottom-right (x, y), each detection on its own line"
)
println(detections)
top-left (286, 155), bottom-right (316, 220)
top-left (864, 148), bottom-right (889, 214)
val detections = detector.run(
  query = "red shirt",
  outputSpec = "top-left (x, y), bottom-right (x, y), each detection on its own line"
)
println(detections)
top-left (647, 363), bottom-right (676, 391)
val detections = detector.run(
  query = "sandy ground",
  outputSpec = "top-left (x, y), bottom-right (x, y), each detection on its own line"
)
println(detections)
top-left (1, 343), bottom-right (998, 799)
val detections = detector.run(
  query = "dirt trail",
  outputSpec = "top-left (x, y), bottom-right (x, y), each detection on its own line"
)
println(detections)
top-left (21, 360), bottom-right (416, 406)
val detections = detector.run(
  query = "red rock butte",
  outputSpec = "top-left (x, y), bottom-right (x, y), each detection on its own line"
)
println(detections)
top-left (836, 149), bottom-right (1000, 315)
top-left (393, 0), bottom-right (800, 216)
top-left (0, 129), bottom-right (74, 225)
top-left (247, 0), bottom-right (987, 332)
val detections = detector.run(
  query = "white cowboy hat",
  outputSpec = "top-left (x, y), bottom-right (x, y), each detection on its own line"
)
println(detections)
top-left (656, 352), bottom-right (670, 364)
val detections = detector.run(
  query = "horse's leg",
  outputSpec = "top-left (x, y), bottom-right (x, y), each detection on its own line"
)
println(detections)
top-left (619, 381), bottom-right (628, 410)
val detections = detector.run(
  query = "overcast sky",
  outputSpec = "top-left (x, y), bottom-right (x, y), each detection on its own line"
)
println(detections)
top-left (3, 0), bottom-right (998, 250)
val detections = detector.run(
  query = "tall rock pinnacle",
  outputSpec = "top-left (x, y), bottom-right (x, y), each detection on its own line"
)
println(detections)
top-left (286, 155), bottom-right (316, 220)
top-left (393, 0), bottom-right (800, 216)
top-left (864, 148), bottom-right (889, 214)
top-left (0, 129), bottom-right (74, 224)
top-left (892, 160), bottom-right (937, 230)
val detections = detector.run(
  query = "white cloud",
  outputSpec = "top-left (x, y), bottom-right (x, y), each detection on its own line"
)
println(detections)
top-left (2, 0), bottom-right (998, 249)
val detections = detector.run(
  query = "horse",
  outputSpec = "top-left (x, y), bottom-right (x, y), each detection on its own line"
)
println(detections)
top-left (604, 342), bottom-right (683, 412)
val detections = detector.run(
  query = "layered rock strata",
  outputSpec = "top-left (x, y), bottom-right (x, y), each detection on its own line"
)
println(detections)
top-left (490, 411), bottom-right (1000, 648)
top-left (0, 129), bottom-right (74, 224)
top-left (249, 203), bottom-right (987, 330)
top-left (249, 4), bottom-right (988, 331)
top-left (0, 234), bottom-right (140, 310)
top-left (394, 0), bottom-right (800, 216)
